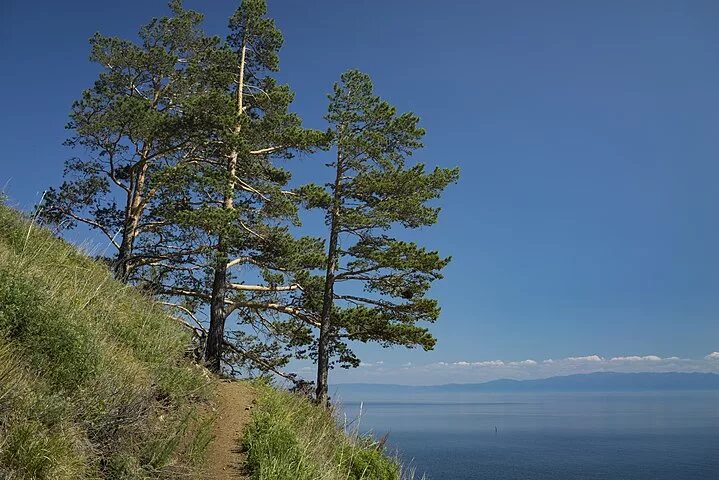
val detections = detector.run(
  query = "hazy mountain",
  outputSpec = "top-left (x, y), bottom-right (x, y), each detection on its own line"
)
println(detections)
top-left (333, 372), bottom-right (719, 395)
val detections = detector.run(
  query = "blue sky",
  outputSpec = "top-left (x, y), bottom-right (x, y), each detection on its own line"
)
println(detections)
top-left (2, 1), bottom-right (719, 383)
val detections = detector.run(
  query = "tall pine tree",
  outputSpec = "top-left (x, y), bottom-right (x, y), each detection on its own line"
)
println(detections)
top-left (40, 1), bottom-right (225, 280)
top-left (146, 0), bottom-right (325, 373)
top-left (301, 70), bottom-right (459, 405)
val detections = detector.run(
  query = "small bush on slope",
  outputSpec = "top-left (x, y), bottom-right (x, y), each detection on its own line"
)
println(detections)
top-left (0, 206), bottom-right (214, 479)
top-left (242, 383), bottom-right (419, 480)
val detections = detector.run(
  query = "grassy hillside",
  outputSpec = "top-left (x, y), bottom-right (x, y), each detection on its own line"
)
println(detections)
top-left (0, 206), bottom-right (214, 479)
top-left (0, 204), bottom-right (414, 480)
top-left (242, 383), bottom-right (418, 480)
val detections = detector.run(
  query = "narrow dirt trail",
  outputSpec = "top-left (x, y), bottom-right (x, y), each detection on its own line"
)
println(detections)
top-left (205, 380), bottom-right (257, 479)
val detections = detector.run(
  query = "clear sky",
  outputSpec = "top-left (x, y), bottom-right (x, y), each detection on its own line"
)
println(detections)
top-left (2, 0), bottom-right (718, 383)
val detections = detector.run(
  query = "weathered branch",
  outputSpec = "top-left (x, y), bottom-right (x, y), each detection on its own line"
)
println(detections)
top-left (228, 283), bottom-right (302, 292)
top-left (231, 174), bottom-right (270, 201)
top-left (159, 286), bottom-right (211, 301)
top-left (239, 221), bottom-right (266, 240)
top-left (228, 300), bottom-right (320, 327)
top-left (249, 145), bottom-right (284, 155)
top-left (161, 302), bottom-right (207, 332)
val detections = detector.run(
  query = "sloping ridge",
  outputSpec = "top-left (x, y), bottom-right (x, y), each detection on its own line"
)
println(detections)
top-left (0, 206), bottom-right (230, 479)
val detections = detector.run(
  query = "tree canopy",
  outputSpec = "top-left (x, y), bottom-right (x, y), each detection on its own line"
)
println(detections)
top-left (42, 1), bottom-right (459, 404)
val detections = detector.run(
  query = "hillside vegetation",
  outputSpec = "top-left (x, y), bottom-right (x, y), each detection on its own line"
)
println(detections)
top-left (0, 205), bottom-right (416, 480)
top-left (0, 206), bottom-right (214, 479)
top-left (242, 383), bottom-right (412, 480)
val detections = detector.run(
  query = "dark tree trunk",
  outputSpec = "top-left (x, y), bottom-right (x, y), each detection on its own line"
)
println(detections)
top-left (203, 38), bottom-right (245, 374)
top-left (205, 247), bottom-right (228, 373)
top-left (114, 238), bottom-right (131, 281)
top-left (316, 149), bottom-right (344, 407)
top-left (315, 262), bottom-right (335, 406)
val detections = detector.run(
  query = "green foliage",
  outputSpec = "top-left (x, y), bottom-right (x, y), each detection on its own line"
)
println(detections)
top-left (36, 0), bottom-right (456, 401)
top-left (241, 383), bottom-right (409, 480)
top-left (10, 0), bottom-right (459, 476)
top-left (40, 0), bottom-right (230, 280)
top-left (305, 70), bottom-right (459, 400)
top-left (142, 0), bottom-right (326, 375)
top-left (0, 206), bottom-right (213, 479)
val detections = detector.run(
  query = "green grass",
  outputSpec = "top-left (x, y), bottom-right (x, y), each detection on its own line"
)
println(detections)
top-left (0, 203), bottom-right (423, 479)
top-left (0, 205), bottom-right (214, 479)
top-left (242, 383), bottom-right (422, 480)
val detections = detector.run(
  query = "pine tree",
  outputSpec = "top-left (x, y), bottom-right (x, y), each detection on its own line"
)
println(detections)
top-left (145, 0), bottom-right (325, 373)
top-left (301, 70), bottom-right (459, 405)
top-left (40, 1), bottom-right (225, 281)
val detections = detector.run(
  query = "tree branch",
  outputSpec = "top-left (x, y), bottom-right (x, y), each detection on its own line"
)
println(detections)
top-left (160, 302), bottom-right (207, 332)
top-left (228, 300), bottom-right (320, 327)
top-left (249, 145), bottom-right (284, 155)
top-left (228, 283), bottom-right (302, 292)
top-left (62, 211), bottom-right (121, 250)
top-left (335, 294), bottom-right (401, 309)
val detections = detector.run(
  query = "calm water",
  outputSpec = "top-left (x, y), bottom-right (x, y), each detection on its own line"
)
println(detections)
top-left (337, 391), bottom-right (719, 480)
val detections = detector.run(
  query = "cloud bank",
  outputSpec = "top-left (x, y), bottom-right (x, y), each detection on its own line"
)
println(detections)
top-left (330, 351), bottom-right (719, 385)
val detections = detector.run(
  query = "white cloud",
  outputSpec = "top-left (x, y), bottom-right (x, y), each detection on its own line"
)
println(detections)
top-left (329, 352), bottom-right (719, 385)
top-left (565, 355), bottom-right (604, 362)
top-left (508, 359), bottom-right (537, 366)
top-left (472, 360), bottom-right (505, 367)
top-left (610, 355), bottom-right (662, 362)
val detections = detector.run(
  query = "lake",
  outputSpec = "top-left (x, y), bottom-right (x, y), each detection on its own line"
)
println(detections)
top-left (336, 391), bottom-right (719, 480)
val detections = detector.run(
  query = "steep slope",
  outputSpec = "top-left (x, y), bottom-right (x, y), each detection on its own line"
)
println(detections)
top-left (0, 206), bottom-right (214, 479)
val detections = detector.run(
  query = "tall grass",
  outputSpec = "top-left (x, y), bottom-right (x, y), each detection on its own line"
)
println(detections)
top-left (242, 383), bottom-right (423, 480)
top-left (0, 206), bottom-right (214, 479)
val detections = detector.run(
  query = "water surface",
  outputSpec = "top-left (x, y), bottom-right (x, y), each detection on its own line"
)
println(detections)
top-left (337, 391), bottom-right (719, 479)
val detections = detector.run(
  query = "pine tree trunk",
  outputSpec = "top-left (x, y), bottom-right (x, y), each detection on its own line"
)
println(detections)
top-left (315, 256), bottom-right (335, 405)
top-left (114, 162), bottom-right (148, 281)
top-left (203, 39), bottom-right (246, 374)
top-left (205, 246), bottom-right (228, 373)
top-left (114, 235), bottom-right (131, 280)
top-left (316, 149), bottom-right (344, 407)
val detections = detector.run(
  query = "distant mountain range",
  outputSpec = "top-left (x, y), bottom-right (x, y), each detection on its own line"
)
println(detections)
top-left (334, 372), bottom-right (719, 394)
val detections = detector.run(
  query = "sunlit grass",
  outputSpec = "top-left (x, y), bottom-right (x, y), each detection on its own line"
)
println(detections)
top-left (0, 205), bottom-right (214, 479)
top-left (242, 382), bottom-right (424, 480)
